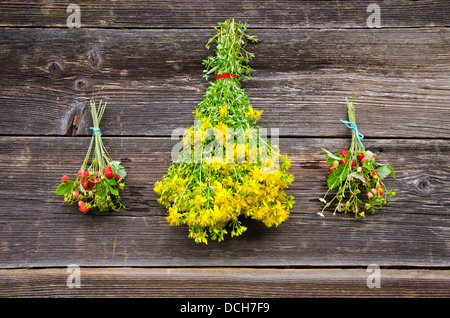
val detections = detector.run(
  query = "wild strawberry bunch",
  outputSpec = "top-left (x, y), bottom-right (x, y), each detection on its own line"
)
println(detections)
top-left (56, 100), bottom-right (127, 213)
top-left (319, 97), bottom-right (396, 218)
top-left (154, 20), bottom-right (294, 244)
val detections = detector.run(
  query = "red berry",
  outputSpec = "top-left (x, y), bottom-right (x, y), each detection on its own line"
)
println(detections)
top-left (94, 178), bottom-right (100, 184)
top-left (79, 205), bottom-right (89, 213)
top-left (357, 153), bottom-right (365, 161)
top-left (88, 182), bottom-right (94, 190)
top-left (340, 150), bottom-right (348, 156)
top-left (105, 170), bottom-right (114, 179)
top-left (61, 175), bottom-right (70, 182)
top-left (351, 160), bottom-right (356, 166)
top-left (328, 166), bottom-right (334, 173)
top-left (377, 187), bottom-right (384, 195)
top-left (340, 159), bottom-right (347, 165)
top-left (72, 191), bottom-right (79, 198)
top-left (77, 169), bottom-right (84, 176)
top-left (371, 170), bottom-right (377, 176)
top-left (78, 201), bottom-right (85, 207)
top-left (82, 171), bottom-right (90, 180)
top-left (361, 157), bottom-right (367, 164)
top-left (115, 174), bottom-right (121, 181)
top-left (103, 166), bottom-right (112, 173)
top-left (82, 182), bottom-right (89, 190)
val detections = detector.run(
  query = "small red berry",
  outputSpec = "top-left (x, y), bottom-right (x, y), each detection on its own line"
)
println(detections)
top-left (82, 171), bottom-right (90, 180)
top-left (115, 174), bottom-right (121, 181)
top-left (361, 157), bottom-right (367, 164)
top-left (328, 166), bottom-right (334, 173)
top-left (103, 166), bottom-right (112, 173)
top-left (79, 205), bottom-right (89, 213)
top-left (340, 149), bottom-right (348, 156)
top-left (105, 170), bottom-right (114, 179)
top-left (357, 153), bottom-right (365, 161)
top-left (77, 169), bottom-right (84, 176)
top-left (61, 175), bottom-right (70, 182)
top-left (78, 201), bottom-right (85, 207)
top-left (82, 182), bottom-right (89, 190)
top-left (72, 191), bottom-right (79, 198)
top-left (367, 192), bottom-right (374, 199)
top-left (94, 178), bottom-right (100, 184)
top-left (340, 159), bottom-right (347, 165)
top-left (371, 170), bottom-right (377, 176)
top-left (351, 160), bottom-right (356, 166)
top-left (377, 187), bottom-right (384, 195)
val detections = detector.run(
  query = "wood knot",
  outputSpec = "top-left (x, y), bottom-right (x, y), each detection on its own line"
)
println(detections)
top-left (74, 79), bottom-right (91, 90)
top-left (47, 60), bottom-right (63, 77)
top-left (87, 48), bottom-right (102, 71)
top-left (64, 101), bottom-right (85, 136)
top-left (414, 178), bottom-right (431, 194)
top-left (172, 61), bottom-right (184, 72)
top-left (167, 60), bottom-right (184, 73)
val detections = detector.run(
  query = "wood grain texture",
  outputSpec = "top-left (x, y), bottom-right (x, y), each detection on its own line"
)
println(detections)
top-left (1, 267), bottom-right (449, 298)
top-left (0, 136), bottom-right (448, 268)
top-left (0, 0), bottom-right (449, 28)
top-left (0, 0), bottom-right (449, 297)
top-left (0, 28), bottom-right (449, 137)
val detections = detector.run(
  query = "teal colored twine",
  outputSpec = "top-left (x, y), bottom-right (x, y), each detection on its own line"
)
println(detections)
top-left (340, 119), bottom-right (365, 150)
top-left (90, 127), bottom-right (101, 136)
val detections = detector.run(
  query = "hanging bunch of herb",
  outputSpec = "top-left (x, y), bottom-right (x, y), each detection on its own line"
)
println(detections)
top-left (154, 20), bottom-right (294, 244)
top-left (319, 97), bottom-right (396, 218)
top-left (56, 100), bottom-right (127, 213)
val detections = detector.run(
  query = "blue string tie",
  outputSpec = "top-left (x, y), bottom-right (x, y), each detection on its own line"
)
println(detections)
top-left (90, 127), bottom-right (102, 136)
top-left (340, 119), bottom-right (365, 150)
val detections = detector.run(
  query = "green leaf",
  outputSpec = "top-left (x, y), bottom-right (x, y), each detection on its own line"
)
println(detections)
top-left (323, 148), bottom-right (341, 161)
top-left (109, 160), bottom-right (127, 179)
top-left (327, 164), bottom-right (350, 190)
top-left (106, 178), bottom-right (118, 186)
top-left (349, 172), bottom-right (366, 183)
top-left (377, 165), bottom-right (395, 179)
top-left (108, 185), bottom-right (119, 196)
top-left (377, 165), bottom-right (396, 179)
top-left (56, 180), bottom-right (74, 195)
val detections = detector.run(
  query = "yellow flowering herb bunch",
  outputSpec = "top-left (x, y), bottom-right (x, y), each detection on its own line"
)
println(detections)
top-left (154, 20), bottom-right (294, 244)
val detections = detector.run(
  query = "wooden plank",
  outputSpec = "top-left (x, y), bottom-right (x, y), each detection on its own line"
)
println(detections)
top-left (1, 267), bottom-right (449, 298)
top-left (0, 136), bottom-right (448, 268)
top-left (0, 0), bottom-right (449, 28)
top-left (0, 28), bottom-right (449, 137)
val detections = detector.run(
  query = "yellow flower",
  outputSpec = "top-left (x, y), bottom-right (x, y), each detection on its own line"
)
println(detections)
top-left (246, 105), bottom-right (263, 121)
top-left (166, 207), bottom-right (183, 226)
top-left (219, 105), bottom-right (228, 118)
top-left (192, 194), bottom-right (207, 210)
top-left (153, 180), bottom-right (163, 195)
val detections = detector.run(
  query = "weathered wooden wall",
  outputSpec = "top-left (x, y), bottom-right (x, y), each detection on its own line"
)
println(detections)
top-left (0, 0), bottom-right (449, 298)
